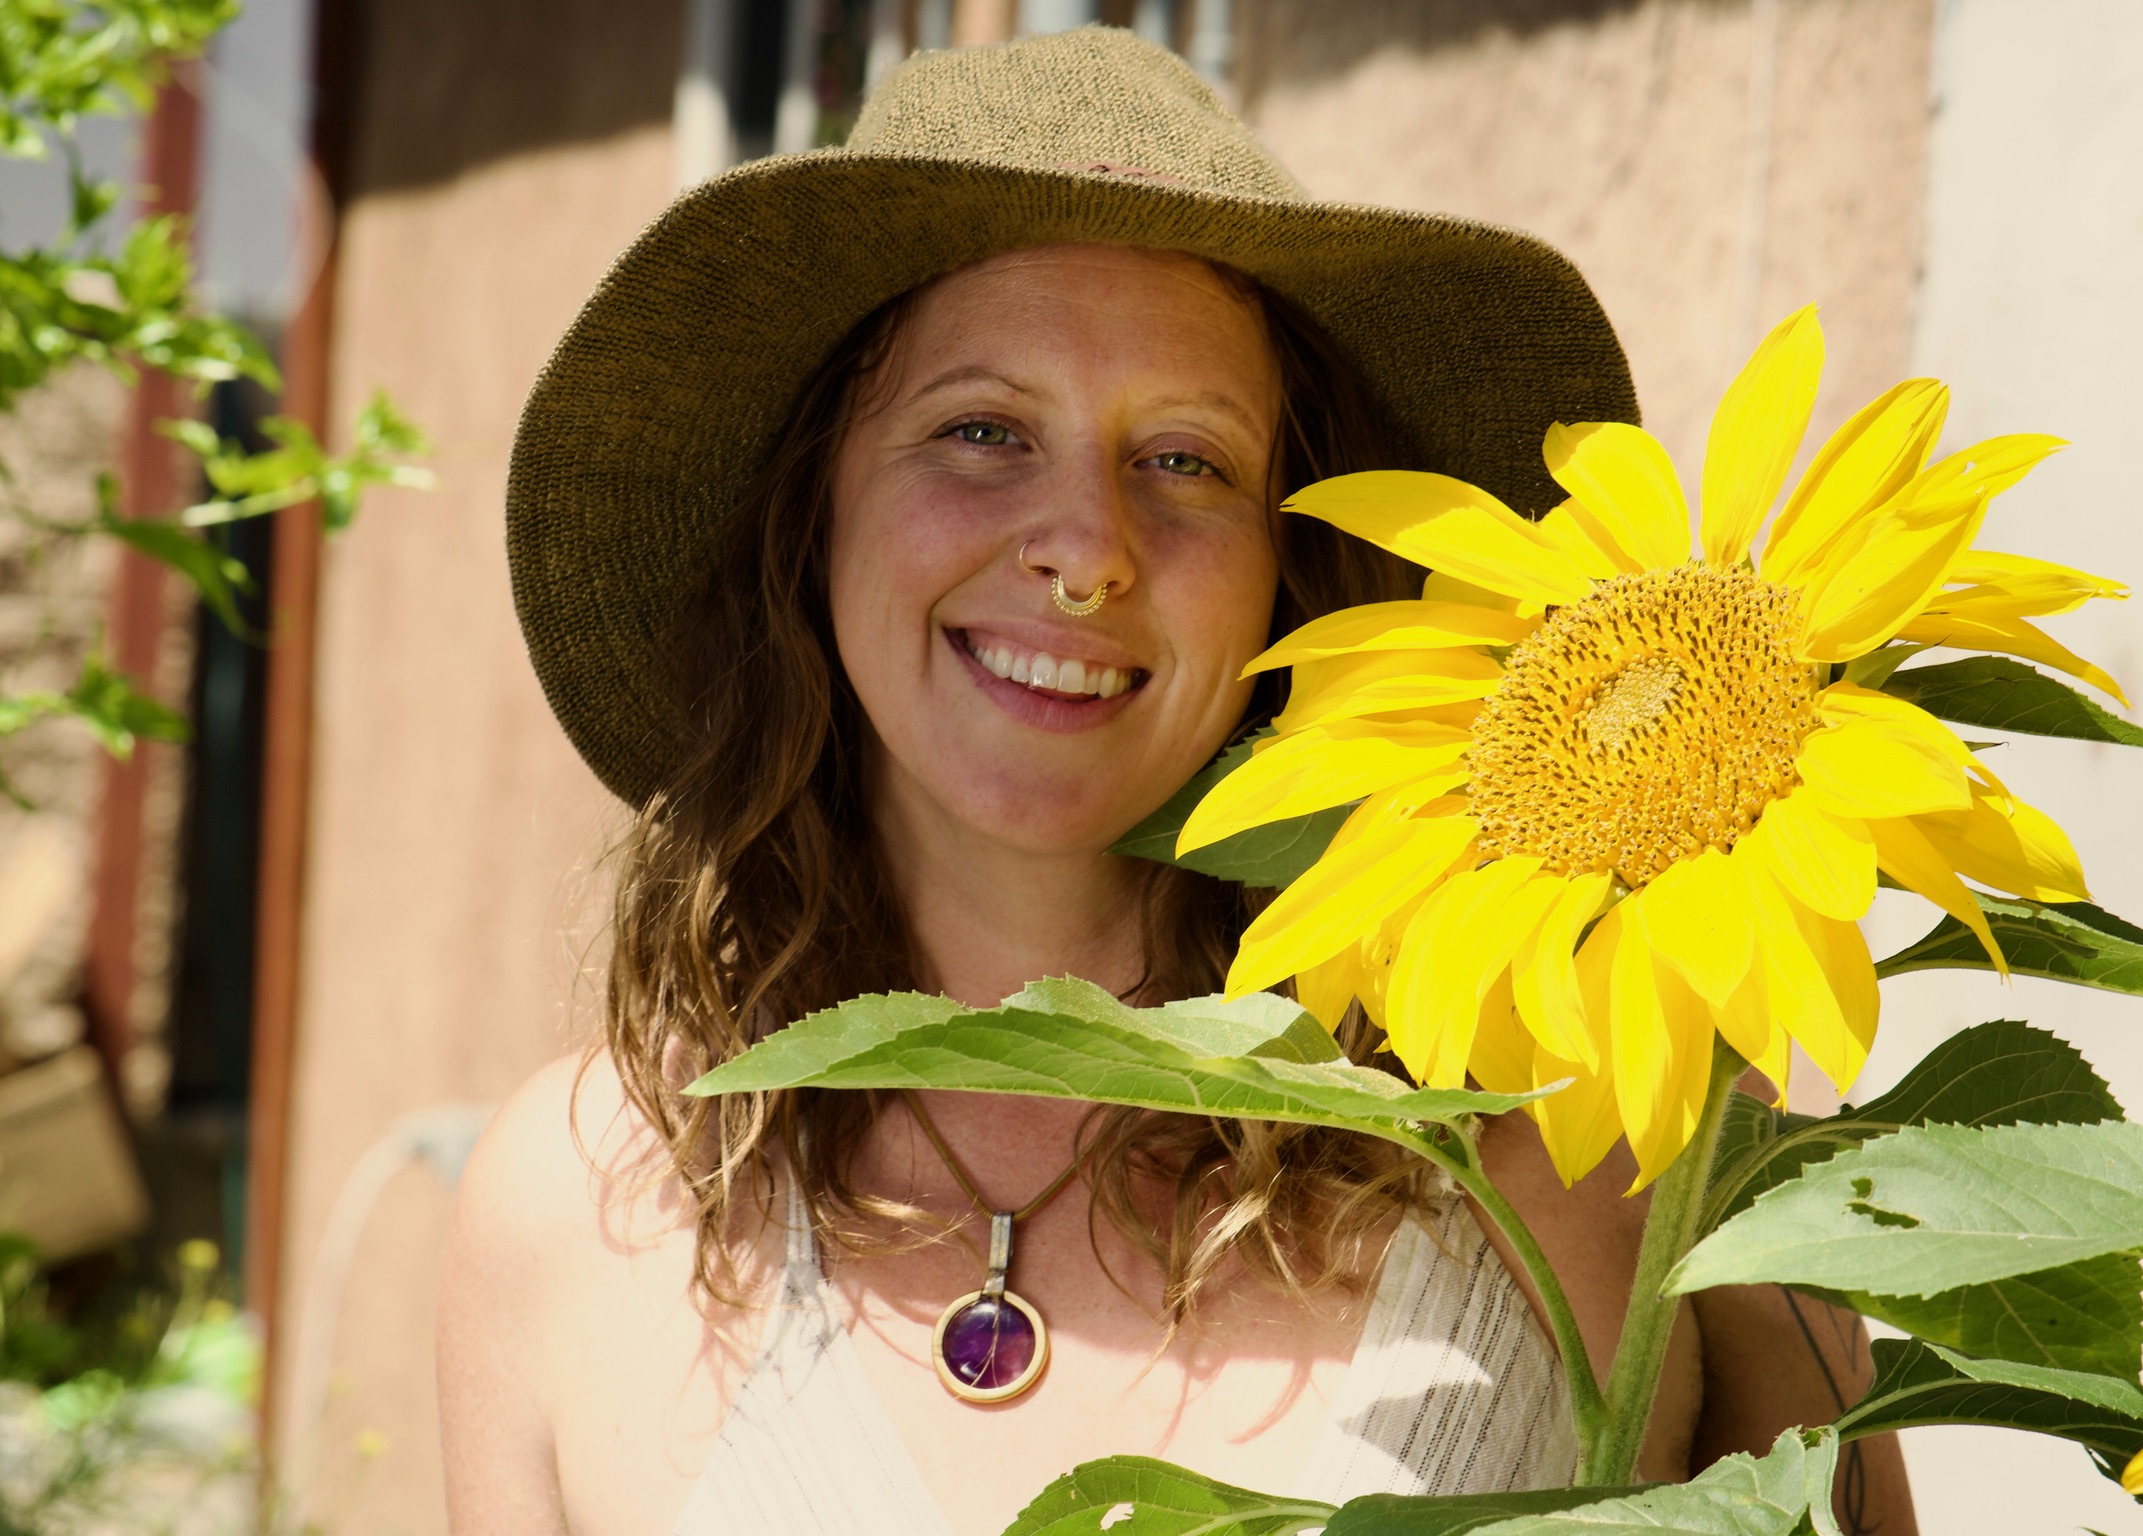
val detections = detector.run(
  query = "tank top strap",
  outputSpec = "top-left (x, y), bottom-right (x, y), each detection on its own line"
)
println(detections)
top-left (1292, 1197), bottom-right (1579, 1501)
top-left (670, 1172), bottom-right (954, 1536)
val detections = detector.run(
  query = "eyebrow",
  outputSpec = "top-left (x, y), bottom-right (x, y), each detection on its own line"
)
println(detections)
top-left (903, 372), bottom-right (1267, 437)
top-left (906, 364), bottom-right (1031, 401)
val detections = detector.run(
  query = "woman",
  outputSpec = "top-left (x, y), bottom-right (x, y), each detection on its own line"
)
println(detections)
top-left (442, 29), bottom-right (1915, 1536)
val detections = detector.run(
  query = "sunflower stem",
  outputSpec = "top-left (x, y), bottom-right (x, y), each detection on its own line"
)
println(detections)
top-left (1579, 1043), bottom-right (1746, 1487)
top-left (1403, 1123), bottom-right (1610, 1459)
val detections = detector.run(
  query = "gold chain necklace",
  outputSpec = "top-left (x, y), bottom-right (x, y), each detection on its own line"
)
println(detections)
top-left (900, 1090), bottom-right (1084, 1404)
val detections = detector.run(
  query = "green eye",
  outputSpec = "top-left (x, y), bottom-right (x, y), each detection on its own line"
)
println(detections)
top-left (955, 421), bottom-right (1011, 446)
top-left (1156, 450), bottom-right (1213, 476)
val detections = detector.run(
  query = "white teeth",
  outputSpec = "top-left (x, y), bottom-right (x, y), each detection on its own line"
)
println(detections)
top-left (965, 633), bottom-right (1133, 698)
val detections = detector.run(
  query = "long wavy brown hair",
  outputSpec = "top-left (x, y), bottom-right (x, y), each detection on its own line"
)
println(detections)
top-left (599, 256), bottom-right (1438, 1324)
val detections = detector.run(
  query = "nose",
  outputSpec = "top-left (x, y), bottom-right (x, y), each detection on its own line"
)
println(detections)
top-left (1014, 446), bottom-right (1137, 607)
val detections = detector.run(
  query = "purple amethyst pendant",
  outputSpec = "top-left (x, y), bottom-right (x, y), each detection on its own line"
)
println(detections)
top-left (930, 1211), bottom-right (1049, 1402)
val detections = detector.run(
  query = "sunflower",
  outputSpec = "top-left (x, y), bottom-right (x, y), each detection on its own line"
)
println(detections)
top-left (1184, 306), bottom-right (2125, 1189)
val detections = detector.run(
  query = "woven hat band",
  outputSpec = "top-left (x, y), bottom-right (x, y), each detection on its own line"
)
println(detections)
top-left (849, 29), bottom-right (1302, 200)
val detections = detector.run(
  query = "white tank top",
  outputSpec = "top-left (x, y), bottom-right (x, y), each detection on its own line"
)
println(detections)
top-left (671, 1180), bottom-right (1576, 1534)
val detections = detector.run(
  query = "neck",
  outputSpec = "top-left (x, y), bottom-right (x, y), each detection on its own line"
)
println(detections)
top-left (871, 772), bottom-right (1148, 1011)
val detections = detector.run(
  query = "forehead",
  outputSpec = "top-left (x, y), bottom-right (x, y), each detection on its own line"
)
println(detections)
top-left (877, 243), bottom-right (1279, 398)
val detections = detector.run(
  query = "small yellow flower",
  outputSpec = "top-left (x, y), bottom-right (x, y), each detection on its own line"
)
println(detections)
top-left (1187, 306), bottom-right (2125, 1190)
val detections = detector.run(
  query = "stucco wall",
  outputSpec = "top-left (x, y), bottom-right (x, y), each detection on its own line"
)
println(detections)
top-left (1242, 0), bottom-right (1935, 475)
top-left (270, 127), bottom-right (667, 1530)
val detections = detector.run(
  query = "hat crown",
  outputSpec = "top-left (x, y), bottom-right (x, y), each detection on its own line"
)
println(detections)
top-left (848, 27), bottom-right (1301, 201)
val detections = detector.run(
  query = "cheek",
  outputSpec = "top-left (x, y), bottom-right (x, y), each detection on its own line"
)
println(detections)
top-left (1151, 513), bottom-right (1282, 690)
top-left (826, 470), bottom-right (983, 703)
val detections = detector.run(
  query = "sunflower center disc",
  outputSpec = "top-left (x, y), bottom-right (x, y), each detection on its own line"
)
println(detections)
top-left (1467, 564), bottom-right (1821, 886)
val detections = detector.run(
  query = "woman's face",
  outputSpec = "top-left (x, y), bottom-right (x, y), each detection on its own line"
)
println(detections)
top-left (827, 244), bottom-right (1283, 857)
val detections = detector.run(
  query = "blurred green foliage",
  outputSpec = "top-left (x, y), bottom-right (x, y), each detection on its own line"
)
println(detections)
top-left (0, 0), bottom-right (430, 806)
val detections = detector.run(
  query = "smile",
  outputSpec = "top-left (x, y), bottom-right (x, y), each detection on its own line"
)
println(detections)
top-left (954, 628), bottom-right (1143, 700)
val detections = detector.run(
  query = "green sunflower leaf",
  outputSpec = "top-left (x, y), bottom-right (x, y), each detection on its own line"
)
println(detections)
top-left (1700, 1020), bottom-right (2120, 1232)
top-left (1832, 1339), bottom-right (2143, 1490)
top-left (1668, 1120), bottom-right (2143, 1299)
top-left (1821, 1253), bottom-right (2143, 1381)
top-left (1326, 1429), bottom-right (1835, 1536)
top-left (1001, 1456), bottom-right (1334, 1535)
top-left (1110, 733), bottom-right (1349, 889)
top-left (1874, 894), bottom-right (2143, 995)
top-left (1879, 656), bottom-right (2143, 747)
top-left (683, 978), bottom-right (1545, 1144)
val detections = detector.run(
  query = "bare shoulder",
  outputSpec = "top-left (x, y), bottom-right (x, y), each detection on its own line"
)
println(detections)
top-left (437, 1048), bottom-right (696, 1533)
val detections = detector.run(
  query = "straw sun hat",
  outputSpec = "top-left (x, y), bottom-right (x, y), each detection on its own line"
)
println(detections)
top-left (507, 26), bottom-right (1636, 807)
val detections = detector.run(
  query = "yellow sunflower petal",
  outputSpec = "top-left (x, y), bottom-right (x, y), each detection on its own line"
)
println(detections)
top-left (1894, 610), bottom-right (2130, 706)
top-left (1468, 970), bottom-right (1535, 1096)
top-left (1701, 304), bottom-right (1825, 568)
top-left (1715, 961), bottom-right (1791, 1097)
top-left (1386, 858), bottom-right (1556, 1086)
top-left (1639, 847), bottom-right (1756, 1007)
top-left (1177, 722), bottom-right (1470, 852)
top-left (1796, 717), bottom-right (1971, 819)
top-left (1227, 804), bottom-right (1477, 994)
top-left (1286, 472), bottom-right (1594, 605)
top-left (1245, 600), bottom-right (1538, 674)
top-left (1744, 867), bottom-right (1876, 1092)
top-left (1543, 421), bottom-right (1693, 572)
top-left (1613, 903), bottom-right (1717, 1189)
top-left (1742, 790), bottom-right (1876, 921)
top-left (1915, 786), bottom-right (2092, 904)
top-left (1530, 1042), bottom-right (1622, 1189)
top-left (1422, 569), bottom-right (1533, 614)
top-left (1917, 433), bottom-right (2067, 502)
top-left (1796, 477), bottom-right (1991, 662)
top-left (1534, 903), bottom-right (1634, 1187)
top-left (1536, 498), bottom-right (1632, 578)
top-left (1273, 649), bottom-right (1503, 734)
top-left (1866, 814), bottom-right (2006, 973)
top-left (1294, 943), bottom-right (1365, 1032)
top-left (2121, 1446), bottom-right (2143, 1497)
top-left (1512, 872), bottom-right (1614, 1070)
top-left (1762, 378), bottom-right (1948, 586)
top-left (1817, 680), bottom-right (2007, 796)
top-left (1937, 550), bottom-right (2129, 618)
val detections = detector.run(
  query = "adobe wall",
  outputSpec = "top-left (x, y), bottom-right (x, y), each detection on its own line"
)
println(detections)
top-left (266, 2), bottom-right (680, 1525)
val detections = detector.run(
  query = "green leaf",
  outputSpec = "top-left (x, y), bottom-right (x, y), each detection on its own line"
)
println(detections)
top-left (1698, 1026), bottom-right (2139, 1376)
top-left (1880, 656), bottom-right (2143, 747)
top-left (1669, 1120), bottom-right (2143, 1298)
top-left (97, 510), bottom-right (253, 635)
top-left (1824, 1253), bottom-right (2143, 1381)
top-left (1833, 1338), bottom-right (2143, 1490)
top-left (1329, 1430), bottom-right (1837, 1536)
top-left (1110, 734), bottom-right (1347, 888)
top-left (1875, 893), bottom-right (2143, 996)
top-left (1319, 1489), bottom-right (1650, 1536)
top-left (1001, 1456), bottom-right (1333, 1535)
top-left (1700, 1020), bottom-right (2120, 1233)
top-left (684, 978), bottom-right (1544, 1146)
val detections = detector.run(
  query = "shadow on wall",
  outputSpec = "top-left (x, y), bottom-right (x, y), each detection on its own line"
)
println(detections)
top-left (338, 0), bottom-right (683, 196)
top-left (1240, 0), bottom-right (1671, 97)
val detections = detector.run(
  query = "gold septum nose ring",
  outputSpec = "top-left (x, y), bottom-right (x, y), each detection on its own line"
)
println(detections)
top-left (1019, 540), bottom-right (1108, 617)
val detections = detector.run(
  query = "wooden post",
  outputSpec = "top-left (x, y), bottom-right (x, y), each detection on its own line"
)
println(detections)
top-left (245, 0), bottom-right (358, 1452)
top-left (83, 64), bottom-right (202, 1092)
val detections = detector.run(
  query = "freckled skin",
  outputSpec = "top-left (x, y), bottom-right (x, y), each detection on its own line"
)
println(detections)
top-left (828, 244), bottom-right (1282, 876)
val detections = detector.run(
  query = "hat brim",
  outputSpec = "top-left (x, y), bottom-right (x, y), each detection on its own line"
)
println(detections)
top-left (506, 151), bottom-right (1636, 806)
